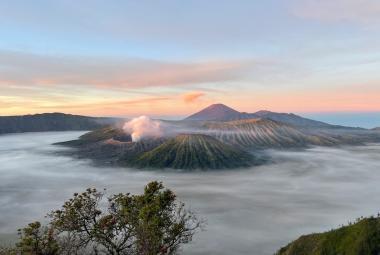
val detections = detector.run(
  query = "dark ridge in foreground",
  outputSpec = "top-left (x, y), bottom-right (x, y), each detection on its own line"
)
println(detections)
top-left (131, 134), bottom-right (259, 170)
top-left (277, 216), bottom-right (380, 255)
top-left (0, 113), bottom-right (121, 134)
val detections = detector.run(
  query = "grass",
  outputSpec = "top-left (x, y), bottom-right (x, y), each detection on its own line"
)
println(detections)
top-left (277, 216), bottom-right (380, 255)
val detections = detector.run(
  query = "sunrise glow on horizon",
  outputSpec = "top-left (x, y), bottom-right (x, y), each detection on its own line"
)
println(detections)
top-left (1, 0), bottom-right (380, 119)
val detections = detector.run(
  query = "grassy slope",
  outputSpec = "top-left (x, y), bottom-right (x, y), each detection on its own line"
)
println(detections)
top-left (132, 134), bottom-right (257, 170)
top-left (277, 217), bottom-right (380, 255)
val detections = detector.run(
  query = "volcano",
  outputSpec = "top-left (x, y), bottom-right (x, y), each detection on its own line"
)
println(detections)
top-left (54, 104), bottom-right (380, 170)
top-left (131, 134), bottom-right (258, 170)
top-left (56, 127), bottom-right (260, 170)
top-left (184, 103), bottom-right (247, 121)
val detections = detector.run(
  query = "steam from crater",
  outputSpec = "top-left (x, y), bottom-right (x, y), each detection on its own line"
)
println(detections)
top-left (123, 116), bottom-right (163, 142)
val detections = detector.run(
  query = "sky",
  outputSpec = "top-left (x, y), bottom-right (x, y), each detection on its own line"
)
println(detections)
top-left (0, 0), bottom-right (380, 126)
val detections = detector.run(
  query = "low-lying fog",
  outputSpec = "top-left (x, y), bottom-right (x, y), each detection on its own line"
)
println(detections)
top-left (1, 132), bottom-right (380, 254)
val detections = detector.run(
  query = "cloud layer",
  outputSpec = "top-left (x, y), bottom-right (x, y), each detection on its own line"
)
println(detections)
top-left (0, 51), bottom-right (250, 89)
top-left (2, 132), bottom-right (380, 254)
top-left (293, 0), bottom-right (380, 24)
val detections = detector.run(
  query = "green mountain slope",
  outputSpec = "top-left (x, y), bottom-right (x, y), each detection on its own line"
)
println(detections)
top-left (131, 134), bottom-right (258, 170)
top-left (277, 217), bottom-right (380, 255)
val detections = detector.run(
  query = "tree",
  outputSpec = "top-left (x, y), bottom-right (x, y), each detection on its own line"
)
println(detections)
top-left (16, 221), bottom-right (59, 255)
top-left (10, 181), bottom-right (203, 255)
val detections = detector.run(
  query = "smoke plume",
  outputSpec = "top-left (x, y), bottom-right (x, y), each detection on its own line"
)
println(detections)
top-left (123, 116), bottom-right (163, 142)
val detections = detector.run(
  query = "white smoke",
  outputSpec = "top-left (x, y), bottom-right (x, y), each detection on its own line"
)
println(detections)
top-left (123, 116), bottom-right (163, 142)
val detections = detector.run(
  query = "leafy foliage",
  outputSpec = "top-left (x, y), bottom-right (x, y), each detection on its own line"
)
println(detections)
top-left (16, 221), bottom-right (60, 255)
top-left (7, 182), bottom-right (202, 255)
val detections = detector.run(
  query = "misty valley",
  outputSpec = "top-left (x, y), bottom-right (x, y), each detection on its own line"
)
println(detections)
top-left (1, 104), bottom-right (380, 254)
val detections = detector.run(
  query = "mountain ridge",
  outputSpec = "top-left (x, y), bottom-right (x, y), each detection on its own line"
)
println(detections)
top-left (0, 113), bottom-right (122, 134)
top-left (184, 103), bottom-right (333, 128)
top-left (203, 118), bottom-right (338, 148)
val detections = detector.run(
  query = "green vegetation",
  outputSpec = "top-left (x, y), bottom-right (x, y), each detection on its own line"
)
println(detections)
top-left (277, 216), bottom-right (380, 255)
top-left (1, 182), bottom-right (202, 255)
top-left (131, 134), bottom-right (257, 170)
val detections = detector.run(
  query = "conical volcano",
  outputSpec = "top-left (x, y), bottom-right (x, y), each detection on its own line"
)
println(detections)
top-left (131, 134), bottom-right (258, 169)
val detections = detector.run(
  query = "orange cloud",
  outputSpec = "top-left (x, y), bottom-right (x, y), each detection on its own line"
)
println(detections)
top-left (232, 83), bottom-right (380, 113)
top-left (182, 91), bottom-right (205, 103)
top-left (34, 97), bottom-right (171, 110)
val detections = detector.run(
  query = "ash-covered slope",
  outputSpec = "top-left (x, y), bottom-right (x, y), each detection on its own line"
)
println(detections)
top-left (253, 110), bottom-right (331, 128)
top-left (203, 118), bottom-right (338, 149)
top-left (55, 126), bottom-right (166, 166)
top-left (131, 134), bottom-right (258, 170)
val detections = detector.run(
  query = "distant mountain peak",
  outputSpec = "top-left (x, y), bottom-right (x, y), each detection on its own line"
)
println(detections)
top-left (185, 103), bottom-right (242, 121)
top-left (202, 103), bottom-right (239, 112)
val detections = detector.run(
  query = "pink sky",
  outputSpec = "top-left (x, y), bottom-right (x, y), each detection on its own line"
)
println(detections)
top-left (0, 0), bottom-right (380, 117)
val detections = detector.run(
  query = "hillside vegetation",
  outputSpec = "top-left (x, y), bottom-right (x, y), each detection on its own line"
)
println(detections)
top-left (277, 216), bottom-right (380, 255)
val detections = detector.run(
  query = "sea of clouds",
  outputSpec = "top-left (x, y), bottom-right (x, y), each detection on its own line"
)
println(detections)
top-left (1, 131), bottom-right (380, 254)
